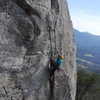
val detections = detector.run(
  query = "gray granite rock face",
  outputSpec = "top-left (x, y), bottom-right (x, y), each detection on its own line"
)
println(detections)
top-left (0, 0), bottom-right (76, 100)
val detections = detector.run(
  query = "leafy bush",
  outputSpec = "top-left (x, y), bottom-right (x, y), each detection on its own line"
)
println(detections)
top-left (76, 70), bottom-right (100, 100)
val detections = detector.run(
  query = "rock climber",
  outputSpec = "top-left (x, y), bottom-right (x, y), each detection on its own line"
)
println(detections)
top-left (49, 55), bottom-right (64, 80)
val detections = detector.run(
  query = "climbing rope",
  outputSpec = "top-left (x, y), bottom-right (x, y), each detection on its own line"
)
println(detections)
top-left (48, 28), bottom-right (53, 61)
top-left (53, 19), bottom-right (58, 56)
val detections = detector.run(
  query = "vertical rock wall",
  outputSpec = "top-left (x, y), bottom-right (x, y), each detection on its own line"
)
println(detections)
top-left (0, 0), bottom-right (76, 100)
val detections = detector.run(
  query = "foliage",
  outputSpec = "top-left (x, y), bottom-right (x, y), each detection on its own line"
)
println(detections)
top-left (76, 70), bottom-right (100, 100)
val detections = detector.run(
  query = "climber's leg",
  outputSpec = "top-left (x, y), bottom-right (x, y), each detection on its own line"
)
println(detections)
top-left (49, 67), bottom-right (54, 80)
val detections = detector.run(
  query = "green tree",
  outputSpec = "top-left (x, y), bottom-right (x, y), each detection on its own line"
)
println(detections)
top-left (76, 70), bottom-right (100, 100)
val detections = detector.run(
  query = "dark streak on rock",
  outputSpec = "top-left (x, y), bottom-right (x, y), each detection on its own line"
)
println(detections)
top-left (51, 0), bottom-right (59, 14)
top-left (30, 17), bottom-right (41, 36)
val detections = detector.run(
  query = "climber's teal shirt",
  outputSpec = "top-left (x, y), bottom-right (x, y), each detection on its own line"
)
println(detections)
top-left (56, 59), bottom-right (63, 66)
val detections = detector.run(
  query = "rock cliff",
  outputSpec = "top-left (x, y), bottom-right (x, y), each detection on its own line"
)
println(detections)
top-left (0, 0), bottom-right (76, 100)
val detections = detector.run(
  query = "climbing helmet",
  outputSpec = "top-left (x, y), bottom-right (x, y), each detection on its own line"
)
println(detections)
top-left (57, 55), bottom-right (64, 60)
